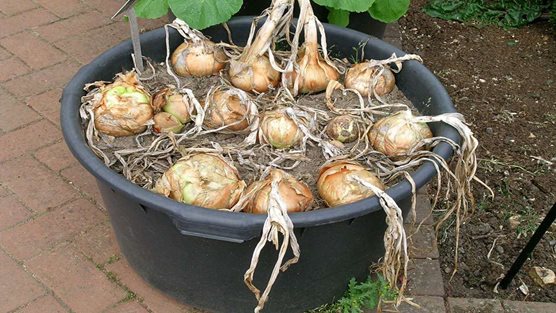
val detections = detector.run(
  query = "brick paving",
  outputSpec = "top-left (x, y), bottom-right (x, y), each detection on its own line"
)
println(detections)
top-left (0, 2), bottom-right (555, 313)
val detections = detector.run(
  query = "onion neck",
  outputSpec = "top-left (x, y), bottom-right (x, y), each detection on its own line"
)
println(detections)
top-left (240, 0), bottom-right (291, 63)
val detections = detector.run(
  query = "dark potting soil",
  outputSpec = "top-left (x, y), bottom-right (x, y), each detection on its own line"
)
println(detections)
top-left (401, 0), bottom-right (556, 302)
top-left (84, 58), bottom-right (414, 211)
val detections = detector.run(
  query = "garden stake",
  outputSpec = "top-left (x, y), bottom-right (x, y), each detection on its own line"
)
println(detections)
top-left (499, 202), bottom-right (556, 289)
top-left (112, 0), bottom-right (144, 73)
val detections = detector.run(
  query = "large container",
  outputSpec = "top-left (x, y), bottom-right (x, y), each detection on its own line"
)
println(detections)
top-left (61, 17), bottom-right (458, 313)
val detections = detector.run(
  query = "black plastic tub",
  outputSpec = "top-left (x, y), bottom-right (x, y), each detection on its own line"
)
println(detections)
top-left (61, 17), bottom-right (458, 313)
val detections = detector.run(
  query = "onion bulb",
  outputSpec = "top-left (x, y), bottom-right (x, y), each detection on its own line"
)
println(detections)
top-left (369, 110), bottom-right (433, 157)
top-left (244, 169), bottom-right (313, 214)
top-left (317, 161), bottom-right (385, 207)
top-left (229, 55), bottom-right (281, 93)
top-left (345, 63), bottom-right (396, 97)
top-left (152, 87), bottom-right (192, 123)
top-left (93, 72), bottom-right (153, 137)
top-left (153, 112), bottom-right (183, 134)
top-left (325, 115), bottom-right (362, 143)
top-left (286, 44), bottom-right (340, 94)
top-left (259, 109), bottom-right (303, 149)
top-left (171, 39), bottom-right (226, 77)
top-left (203, 89), bottom-right (251, 132)
top-left (154, 153), bottom-right (246, 210)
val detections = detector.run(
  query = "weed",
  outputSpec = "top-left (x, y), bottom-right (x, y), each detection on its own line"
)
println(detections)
top-left (307, 276), bottom-right (396, 313)
top-left (424, 0), bottom-right (553, 28)
top-left (514, 205), bottom-right (541, 238)
top-left (107, 254), bottom-right (121, 264)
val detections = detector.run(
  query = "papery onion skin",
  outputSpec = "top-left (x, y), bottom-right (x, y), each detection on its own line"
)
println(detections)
top-left (229, 56), bottom-right (281, 93)
top-left (325, 115), bottom-right (362, 143)
top-left (153, 112), bottom-right (184, 134)
top-left (345, 63), bottom-right (396, 97)
top-left (317, 161), bottom-right (385, 207)
top-left (153, 88), bottom-right (192, 123)
top-left (259, 110), bottom-right (303, 149)
top-left (286, 44), bottom-right (340, 94)
top-left (171, 40), bottom-right (226, 77)
top-left (154, 153), bottom-right (246, 210)
top-left (94, 72), bottom-right (153, 137)
top-left (203, 90), bottom-right (250, 131)
top-left (245, 169), bottom-right (313, 214)
top-left (369, 111), bottom-right (433, 157)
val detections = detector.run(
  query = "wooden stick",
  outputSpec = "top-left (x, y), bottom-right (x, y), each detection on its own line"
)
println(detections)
top-left (128, 8), bottom-right (144, 73)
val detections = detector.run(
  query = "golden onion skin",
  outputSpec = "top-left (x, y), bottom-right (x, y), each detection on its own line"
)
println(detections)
top-left (245, 169), bottom-right (313, 214)
top-left (229, 55), bottom-right (281, 93)
top-left (369, 111), bottom-right (433, 157)
top-left (325, 115), bottom-right (362, 143)
top-left (259, 110), bottom-right (303, 149)
top-left (203, 90), bottom-right (250, 131)
top-left (171, 40), bottom-right (226, 77)
top-left (154, 154), bottom-right (246, 210)
top-left (286, 44), bottom-right (340, 94)
top-left (93, 72), bottom-right (153, 137)
top-left (153, 88), bottom-right (192, 123)
top-left (345, 63), bottom-right (396, 97)
top-left (317, 161), bottom-right (385, 207)
top-left (153, 112), bottom-right (184, 134)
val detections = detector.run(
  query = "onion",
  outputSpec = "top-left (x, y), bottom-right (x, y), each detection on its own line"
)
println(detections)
top-left (93, 72), bottom-right (153, 137)
top-left (152, 87), bottom-right (192, 123)
top-left (259, 109), bottom-right (303, 149)
top-left (244, 169), bottom-right (313, 214)
top-left (154, 153), bottom-right (246, 209)
top-left (153, 112), bottom-right (184, 134)
top-left (171, 39), bottom-right (226, 77)
top-left (345, 63), bottom-right (396, 97)
top-left (203, 89), bottom-right (251, 131)
top-left (325, 115), bottom-right (362, 143)
top-left (317, 161), bottom-right (385, 207)
top-left (286, 43), bottom-right (340, 94)
top-left (369, 110), bottom-right (433, 157)
top-left (229, 55), bottom-right (281, 93)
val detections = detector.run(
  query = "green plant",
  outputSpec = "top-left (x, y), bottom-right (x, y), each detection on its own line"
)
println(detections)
top-left (313, 0), bottom-right (411, 26)
top-left (424, 0), bottom-right (553, 28)
top-left (308, 276), bottom-right (397, 313)
top-left (133, 0), bottom-right (411, 30)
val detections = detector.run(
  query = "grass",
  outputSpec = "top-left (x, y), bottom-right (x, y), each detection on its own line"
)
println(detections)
top-left (307, 276), bottom-right (396, 313)
top-left (424, 0), bottom-right (554, 28)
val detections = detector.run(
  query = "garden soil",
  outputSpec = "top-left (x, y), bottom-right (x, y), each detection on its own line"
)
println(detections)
top-left (401, 0), bottom-right (556, 302)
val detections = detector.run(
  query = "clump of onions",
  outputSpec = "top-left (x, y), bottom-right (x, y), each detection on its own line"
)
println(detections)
top-left (228, 0), bottom-right (292, 93)
top-left (259, 109), bottom-right (304, 149)
top-left (93, 72), bottom-right (153, 137)
top-left (153, 112), bottom-right (183, 134)
top-left (168, 19), bottom-right (227, 77)
top-left (203, 88), bottom-right (251, 131)
top-left (345, 63), bottom-right (396, 97)
top-left (325, 115), bottom-right (362, 143)
top-left (284, 0), bottom-right (339, 94)
top-left (154, 153), bottom-right (246, 209)
top-left (152, 87), bottom-right (192, 123)
top-left (317, 160), bottom-right (385, 207)
top-left (229, 56), bottom-right (281, 93)
top-left (243, 169), bottom-right (313, 214)
top-left (285, 43), bottom-right (339, 94)
top-left (369, 110), bottom-right (433, 157)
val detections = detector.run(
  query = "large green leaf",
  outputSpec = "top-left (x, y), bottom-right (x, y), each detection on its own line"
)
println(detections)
top-left (134, 0), bottom-right (169, 19)
top-left (168, 0), bottom-right (242, 30)
top-left (328, 8), bottom-right (350, 27)
top-left (313, 0), bottom-right (376, 13)
top-left (369, 0), bottom-right (410, 23)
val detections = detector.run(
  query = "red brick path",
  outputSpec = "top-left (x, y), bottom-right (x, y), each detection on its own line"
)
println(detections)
top-left (0, 1), bottom-right (197, 312)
